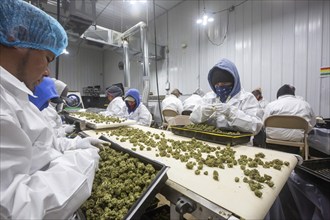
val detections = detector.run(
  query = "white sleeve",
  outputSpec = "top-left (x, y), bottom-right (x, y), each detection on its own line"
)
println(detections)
top-left (225, 96), bottom-right (263, 134)
top-left (137, 104), bottom-right (152, 126)
top-left (189, 104), bottom-right (210, 124)
top-left (177, 99), bottom-right (184, 114)
top-left (0, 117), bottom-right (99, 219)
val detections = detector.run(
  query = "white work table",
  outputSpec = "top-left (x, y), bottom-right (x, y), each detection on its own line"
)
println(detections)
top-left (82, 125), bottom-right (298, 219)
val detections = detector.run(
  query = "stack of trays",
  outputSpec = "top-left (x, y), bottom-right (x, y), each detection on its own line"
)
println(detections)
top-left (171, 125), bottom-right (253, 146)
top-left (81, 136), bottom-right (169, 220)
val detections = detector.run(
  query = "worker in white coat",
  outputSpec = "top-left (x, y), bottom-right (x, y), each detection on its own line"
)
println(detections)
top-left (0, 1), bottom-right (104, 219)
top-left (29, 77), bottom-right (75, 137)
top-left (263, 84), bottom-right (316, 141)
top-left (100, 85), bottom-right (126, 117)
top-left (182, 88), bottom-right (205, 112)
top-left (252, 88), bottom-right (269, 109)
top-left (123, 88), bottom-right (152, 126)
top-left (190, 58), bottom-right (263, 134)
top-left (162, 88), bottom-right (184, 114)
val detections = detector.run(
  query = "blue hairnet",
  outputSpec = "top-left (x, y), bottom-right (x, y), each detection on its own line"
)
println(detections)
top-left (29, 77), bottom-right (60, 111)
top-left (0, 0), bottom-right (68, 57)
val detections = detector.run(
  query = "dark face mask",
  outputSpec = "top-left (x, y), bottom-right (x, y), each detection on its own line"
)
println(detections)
top-left (215, 85), bottom-right (233, 103)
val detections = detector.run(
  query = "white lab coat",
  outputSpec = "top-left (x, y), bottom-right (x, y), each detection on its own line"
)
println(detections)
top-left (259, 99), bottom-right (269, 109)
top-left (161, 94), bottom-right (183, 114)
top-left (182, 94), bottom-right (203, 111)
top-left (263, 95), bottom-right (316, 141)
top-left (43, 105), bottom-right (71, 137)
top-left (0, 66), bottom-right (99, 219)
top-left (100, 96), bottom-right (126, 117)
top-left (190, 89), bottom-right (263, 134)
top-left (123, 103), bottom-right (152, 126)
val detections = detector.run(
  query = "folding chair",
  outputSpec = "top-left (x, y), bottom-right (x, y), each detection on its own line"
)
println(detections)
top-left (264, 115), bottom-right (309, 160)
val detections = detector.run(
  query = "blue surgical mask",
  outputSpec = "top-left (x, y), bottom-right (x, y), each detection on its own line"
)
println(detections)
top-left (215, 85), bottom-right (233, 103)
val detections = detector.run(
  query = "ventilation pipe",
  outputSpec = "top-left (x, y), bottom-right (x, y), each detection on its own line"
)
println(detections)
top-left (120, 22), bottom-right (150, 105)
top-left (122, 40), bottom-right (131, 88)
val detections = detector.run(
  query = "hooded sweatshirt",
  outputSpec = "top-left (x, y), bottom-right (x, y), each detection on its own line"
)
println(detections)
top-left (123, 89), bottom-right (152, 126)
top-left (207, 58), bottom-right (241, 102)
top-left (190, 58), bottom-right (263, 134)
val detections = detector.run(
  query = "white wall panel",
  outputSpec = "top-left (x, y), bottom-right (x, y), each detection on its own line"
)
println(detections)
top-left (234, 0), bottom-right (245, 87)
top-left (165, 1), bottom-right (200, 94)
top-left (294, 1), bottom-right (309, 99)
top-left (242, 0), bottom-right (253, 91)
top-left (307, 1), bottom-right (323, 115)
top-left (282, 1), bottom-right (295, 86)
top-left (226, 1), bottom-right (237, 63)
top-left (251, 1), bottom-right (262, 91)
top-left (320, 0), bottom-right (330, 117)
top-left (103, 51), bottom-right (125, 89)
top-left (50, 45), bottom-right (103, 94)
top-left (270, 0), bottom-right (283, 98)
top-left (260, 1), bottom-right (273, 100)
top-left (104, 50), bottom-right (145, 93)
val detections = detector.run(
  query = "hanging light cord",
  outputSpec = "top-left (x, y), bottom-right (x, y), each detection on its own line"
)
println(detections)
top-left (205, 10), bottom-right (229, 46)
top-left (204, 0), bottom-right (249, 46)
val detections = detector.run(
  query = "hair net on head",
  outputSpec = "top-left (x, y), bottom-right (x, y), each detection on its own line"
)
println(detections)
top-left (0, 0), bottom-right (68, 57)
top-left (106, 85), bottom-right (123, 98)
top-left (29, 77), bottom-right (61, 111)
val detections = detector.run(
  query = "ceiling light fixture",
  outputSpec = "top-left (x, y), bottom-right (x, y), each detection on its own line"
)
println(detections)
top-left (125, 0), bottom-right (147, 4)
top-left (196, 12), bottom-right (214, 25)
top-left (196, 0), bottom-right (214, 26)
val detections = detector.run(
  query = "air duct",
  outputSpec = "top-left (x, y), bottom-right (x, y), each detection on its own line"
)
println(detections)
top-left (120, 22), bottom-right (150, 106)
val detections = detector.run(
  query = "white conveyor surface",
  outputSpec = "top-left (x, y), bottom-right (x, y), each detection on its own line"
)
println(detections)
top-left (83, 125), bottom-right (298, 219)
top-left (68, 114), bottom-right (136, 129)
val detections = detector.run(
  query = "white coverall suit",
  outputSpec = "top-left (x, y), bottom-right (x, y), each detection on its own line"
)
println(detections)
top-left (190, 59), bottom-right (263, 134)
top-left (263, 94), bottom-right (316, 141)
top-left (0, 67), bottom-right (99, 219)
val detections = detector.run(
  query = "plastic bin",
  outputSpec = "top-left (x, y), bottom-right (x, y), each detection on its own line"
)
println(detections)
top-left (294, 158), bottom-right (330, 195)
top-left (171, 125), bottom-right (252, 146)
top-left (81, 136), bottom-right (169, 220)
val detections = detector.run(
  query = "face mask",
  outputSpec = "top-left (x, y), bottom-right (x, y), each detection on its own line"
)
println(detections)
top-left (215, 85), bottom-right (233, 103)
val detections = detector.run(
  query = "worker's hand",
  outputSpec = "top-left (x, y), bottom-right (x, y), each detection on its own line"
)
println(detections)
top-left (64, 125), bottom-right (75, 134)
top-left (202, 105), bottom-right (216, 118)
top-left (214, 103), bottom-right (231, 117)
top-left (76, 137), bottom-right (106, 150)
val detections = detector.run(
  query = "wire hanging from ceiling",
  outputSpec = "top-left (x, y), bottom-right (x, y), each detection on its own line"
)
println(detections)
top-left (203, 0), bottom-right (249, 46)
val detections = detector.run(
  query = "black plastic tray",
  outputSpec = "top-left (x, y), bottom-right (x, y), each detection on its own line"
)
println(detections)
top-left (294, 158), bottom-right (330, 194)
top-left (87, 136), bottom-right (169, 220)
top-left (171, 125), bottom-right (252, 146)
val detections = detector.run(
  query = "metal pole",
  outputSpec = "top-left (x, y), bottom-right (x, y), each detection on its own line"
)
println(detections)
top-left (123, 40), bottom-right (131, 88)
